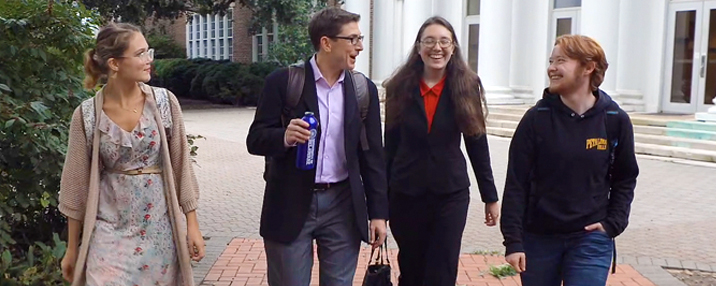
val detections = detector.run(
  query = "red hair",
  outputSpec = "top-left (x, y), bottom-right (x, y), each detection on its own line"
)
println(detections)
top-left (555, 35), bottom-right (609, 91)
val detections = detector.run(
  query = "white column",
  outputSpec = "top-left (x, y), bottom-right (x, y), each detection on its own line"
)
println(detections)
top-left (371, 0), bottom-right (394, 82)
top-left (581, 0), bottom-right (620, 95)
top-left (345, 0), bottom-right (371, 75)
top-left (477, 0), bottom-right (515, 103)
top-left (402, 0), bottom-right (432, 60)
top-left (530, 0), bottom-right (552, 101)
top-left (434, 0), bottom-right (464, 45)
top-left (185, 19), bottom-right (191, 58)
top-left (509, 0), bottom-right (537, 102)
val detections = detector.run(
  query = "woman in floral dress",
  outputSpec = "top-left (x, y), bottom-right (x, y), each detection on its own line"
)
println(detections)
top-left (59, 23), bottom-right (205, 286)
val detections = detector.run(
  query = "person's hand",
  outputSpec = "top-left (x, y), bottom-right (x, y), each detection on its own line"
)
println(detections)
top-left (484, 202), bottom-right (500, 226)
top-left (584, 222), bottom-right (606, 233)
top-left (284, 119), bottom-right (311, 146)
top-left (369, 219), bottom-right (387, 249)
top-left (505, 252), bottom-right (526, 273)
top-left (61, 247), bottom-right (78, 282)
top-left (187, 226), bottom-right (206, 262)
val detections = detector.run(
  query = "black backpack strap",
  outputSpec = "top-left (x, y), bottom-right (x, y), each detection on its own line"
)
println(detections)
top-left (604, 109), bottom-right (621, 175)
top-left (284, 63), bottom-right (305, 126)
top-left (604, 108), bottom-right (621, 275)
top-left (533, 105), bottom-right (553, 144)
top-left (348, 70), bottom-right (371, 151)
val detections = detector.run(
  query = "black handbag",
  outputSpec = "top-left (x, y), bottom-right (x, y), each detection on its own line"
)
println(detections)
top-left (362, 242), bottom-right (392, 286)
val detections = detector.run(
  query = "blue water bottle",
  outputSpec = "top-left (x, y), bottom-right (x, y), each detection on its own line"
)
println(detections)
top-left (295, 111), bottom-right (318, 170)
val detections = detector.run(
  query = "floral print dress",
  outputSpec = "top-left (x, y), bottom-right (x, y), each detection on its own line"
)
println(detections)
top-left (85, 102), bottom-right (181, 286)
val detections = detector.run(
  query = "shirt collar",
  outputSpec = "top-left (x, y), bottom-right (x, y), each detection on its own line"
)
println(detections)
top-left (419, 75), bottom-right (447, 97)
top-left (310, 54), bottom-right (345, 84)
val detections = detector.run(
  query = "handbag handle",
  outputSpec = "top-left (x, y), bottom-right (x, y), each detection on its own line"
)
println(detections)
top-left (369, 239), bottom-right (391, 266)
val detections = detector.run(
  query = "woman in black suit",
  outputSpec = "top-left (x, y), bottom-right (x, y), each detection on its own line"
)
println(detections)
top-left (383, 16), bottom-right (500, 286)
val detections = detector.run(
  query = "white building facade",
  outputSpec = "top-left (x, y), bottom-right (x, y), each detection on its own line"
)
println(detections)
top-left (346, 0), bottom-right (716, 114)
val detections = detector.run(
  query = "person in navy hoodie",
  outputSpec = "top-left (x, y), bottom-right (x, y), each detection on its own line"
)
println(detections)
top-left (500, 34), bottom-right (639, 286)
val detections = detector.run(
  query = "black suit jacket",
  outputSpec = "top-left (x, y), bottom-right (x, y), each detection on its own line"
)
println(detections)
top-left (384, 83), bottom-right (499, 202)
top-left (246, 59), bottom-right (388, 244)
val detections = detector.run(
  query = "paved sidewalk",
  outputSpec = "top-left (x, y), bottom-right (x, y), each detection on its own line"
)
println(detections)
top-left (182, 107), bottom-right (715, 285)
top-left (198, 238), bottom-right (655, 286)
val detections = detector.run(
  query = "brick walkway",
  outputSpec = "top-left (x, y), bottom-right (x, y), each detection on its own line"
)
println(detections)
top-left (198, 238), bottom-right (655, 286)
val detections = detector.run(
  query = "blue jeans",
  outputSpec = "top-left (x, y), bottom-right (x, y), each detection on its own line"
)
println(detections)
top-left (521, 231), bottom-right (614, 286)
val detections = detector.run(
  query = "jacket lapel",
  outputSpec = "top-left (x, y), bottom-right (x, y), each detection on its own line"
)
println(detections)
top-left (430, 84), bottom-right (451, 136)
top-left (303, 59), bottom-right (321, 133)
top-left (412, 87), bottom-right (429, 134)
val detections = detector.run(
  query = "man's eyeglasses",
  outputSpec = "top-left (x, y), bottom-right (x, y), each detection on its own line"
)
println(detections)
top-left (331, 35), bottom-right (365, 46)
top-left (419, 38), bottom-right (453, 48)
top-left (118, 48), bottom-right (155, 62)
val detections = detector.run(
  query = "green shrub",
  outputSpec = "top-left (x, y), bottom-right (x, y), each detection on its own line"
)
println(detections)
top-left (0, 0), bottom-right (97, 283)
top-left (189, 60), bottom-right (225, 100)
top-left (146, 32), bottom-right (186, 59)
top-left (150, 58), bottom-right (280, 105)
top-left (1, 234), bottom-right (68, 285)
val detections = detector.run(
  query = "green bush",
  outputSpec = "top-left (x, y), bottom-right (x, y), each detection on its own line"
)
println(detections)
top-left (150, 58), bottom-right (280, 106)
top-left (189, 60), bottom-right (225, 100)
top-left (0, 0), bottom-right (97, 283)
top-left (1, 234), bottom-right (68, 285)
top-left (146, 32), bottom-right (186, 59)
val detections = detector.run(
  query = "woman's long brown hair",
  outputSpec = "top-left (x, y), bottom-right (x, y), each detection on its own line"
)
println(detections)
top-left (383, 16), bottom-right (488, 136)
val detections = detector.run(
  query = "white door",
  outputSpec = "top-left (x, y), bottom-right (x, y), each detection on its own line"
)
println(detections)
top-left (663, 1), bottom-right (716, 113)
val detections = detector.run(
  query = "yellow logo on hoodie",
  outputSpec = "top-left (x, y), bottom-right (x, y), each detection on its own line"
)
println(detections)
top-left (586, 138), bottom-right (608, 150)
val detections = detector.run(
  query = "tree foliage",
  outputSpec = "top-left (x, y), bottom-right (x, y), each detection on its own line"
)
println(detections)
top-left (0, 0), bottom-right (97, 282)
top-left (81, 0), bottom-right (340, 33)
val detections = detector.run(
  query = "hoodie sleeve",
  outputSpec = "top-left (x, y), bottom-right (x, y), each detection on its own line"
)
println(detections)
top-left (500, 108), bottom-right (536, 255)
top-left (601, 111), bottom-right (639, 237)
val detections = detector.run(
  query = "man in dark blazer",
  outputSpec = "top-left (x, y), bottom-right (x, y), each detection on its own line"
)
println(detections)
top-left (246, 7), bottom-right (388, 286)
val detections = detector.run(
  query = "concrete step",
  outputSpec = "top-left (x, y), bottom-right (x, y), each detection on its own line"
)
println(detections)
top-left (486, 98), bottom-right (527, 105)
top-left (487, 112), bottom-right (525, 122)
top-left (635, 142), bottom-right (716, 163)
top-left (635, 133), bottom-right (716, 151)
top-left (488, 105), bottom-right (530, 116)
top-left (615, 125), bottom-right (716, 142)
top-left (667, 121), bottom-right (716, 132)
top-left (486, 119), bottom-right (519, 129)
top-left (486, 126), bottom-right (515, 138)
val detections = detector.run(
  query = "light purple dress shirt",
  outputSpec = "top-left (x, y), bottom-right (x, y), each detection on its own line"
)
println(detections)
top-left (310, 56), bottom-right (348, 183)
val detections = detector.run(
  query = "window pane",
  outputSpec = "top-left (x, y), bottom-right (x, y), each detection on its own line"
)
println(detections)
top-left (556, 18), bottom-right (572, 37)
top-left (228, 38), bottom-right (233, 55)
top-left (704, 9), bottom-right (716, 105)
top-left (468, 24), bottom-right (479, 72)
top-left (195, 20), bottom-right (200, 39)
top-left (554, 0), bottom-right (581, 9)
top-left (669, 10), bottom-right (696, 104)
top-left (211, 39), bottom-right (215, 56)
top-left (203, 16), bottom-right (207, 37)
top-left (219, 18), bottom-right (224, 37)
top-left (204, 40), bottom-right (208, 56)
top-left (467, 0), bottom-right (480, 16)
top-left (189, 42), bottom-right (193, 58)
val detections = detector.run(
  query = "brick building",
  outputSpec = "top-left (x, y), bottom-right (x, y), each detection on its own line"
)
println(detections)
top-left (170, 1), bottom-right (339, 64)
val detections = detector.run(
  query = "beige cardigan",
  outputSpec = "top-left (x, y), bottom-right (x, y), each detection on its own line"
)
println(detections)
top-left (59, 84), bottom-right (200, 286)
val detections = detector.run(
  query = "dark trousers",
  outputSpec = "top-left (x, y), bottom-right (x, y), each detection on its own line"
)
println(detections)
top-left (521, 231), bottom-right (614, 286)
top-left (389, 189), bottom-right (469, 286)
top-left (264, 182), bottom-right (361, 286)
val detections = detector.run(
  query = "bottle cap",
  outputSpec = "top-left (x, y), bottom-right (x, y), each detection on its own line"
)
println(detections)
top-left (304, 111), bottom-right (314, 116)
